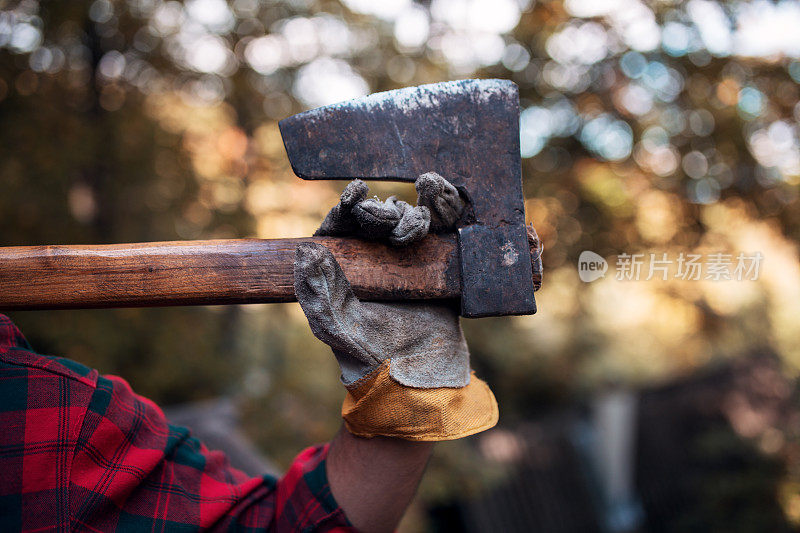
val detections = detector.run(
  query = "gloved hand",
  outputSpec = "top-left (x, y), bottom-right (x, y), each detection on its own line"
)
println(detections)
top-left (295, 173), bottom-right (497, 441)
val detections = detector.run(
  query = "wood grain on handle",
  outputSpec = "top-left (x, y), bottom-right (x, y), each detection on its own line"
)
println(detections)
top-left (0, 235), bottom-right (461, 310)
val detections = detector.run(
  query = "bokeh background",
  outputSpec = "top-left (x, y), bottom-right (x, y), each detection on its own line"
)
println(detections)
top-left (2, 0), bottom-right (800, 531)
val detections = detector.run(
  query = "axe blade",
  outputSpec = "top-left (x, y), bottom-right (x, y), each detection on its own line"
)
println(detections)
top-left (279, 79), bottom-right (536, 318)
top-left (279, 79), bottom-right (517, 187)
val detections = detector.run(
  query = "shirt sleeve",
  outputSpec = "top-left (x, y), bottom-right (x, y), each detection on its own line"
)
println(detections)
top-left (69, 373), bottom-right (355, 532)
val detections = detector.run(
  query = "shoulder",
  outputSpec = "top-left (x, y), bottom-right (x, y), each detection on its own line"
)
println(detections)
top-left (0, 314), bottom-right (98, 389)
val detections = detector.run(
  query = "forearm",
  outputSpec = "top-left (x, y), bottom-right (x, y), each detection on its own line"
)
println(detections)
top-left (326, 425), bottom-right (434, 533)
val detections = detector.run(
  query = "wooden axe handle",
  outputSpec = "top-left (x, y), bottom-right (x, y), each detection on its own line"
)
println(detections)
top-left (0, 235), bottom-right (461, 311)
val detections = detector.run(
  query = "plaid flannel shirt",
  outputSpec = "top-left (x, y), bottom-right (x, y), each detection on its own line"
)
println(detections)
top-left (0, 314), bottom-right (355, 532)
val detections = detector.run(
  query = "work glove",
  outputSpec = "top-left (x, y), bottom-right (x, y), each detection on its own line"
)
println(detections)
top-left (295, 173), bottom-right (497, 441)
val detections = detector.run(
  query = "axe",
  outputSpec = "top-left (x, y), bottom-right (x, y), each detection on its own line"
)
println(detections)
top-left (0, 79), bottom-right (540, 318)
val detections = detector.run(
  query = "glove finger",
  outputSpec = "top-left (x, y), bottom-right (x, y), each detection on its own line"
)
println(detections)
top-left (294, 242), bottom-right (357, 334)
top-left (353, 197), bottom-right (403, 239)
top-left (415, 172), bottom-right (465, 232)
top-left (293, 243), bottom-right (382, 380)
top-left (315, 204), bottom-right (357, 236)
top-left (340, 179), bottom-right (368, 208)
top-left (415, 171), bottom-right (444, 201)
top-left (390, 205), bottom-right (430, 246)
top-left (432, 196), bottom-right (460, 228)
top-left (314, 180), bottom-right (368, 236)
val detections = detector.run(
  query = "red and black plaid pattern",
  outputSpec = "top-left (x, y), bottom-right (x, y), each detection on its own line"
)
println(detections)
top-left (0, 314), bottom-right (355, 532)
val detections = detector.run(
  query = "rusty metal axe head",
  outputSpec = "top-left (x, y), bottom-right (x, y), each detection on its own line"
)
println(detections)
top-left (278, 79), bottom-right (536, 318)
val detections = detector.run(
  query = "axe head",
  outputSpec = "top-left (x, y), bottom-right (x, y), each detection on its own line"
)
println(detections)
top-left (279, 79), bottom-right (536, 318)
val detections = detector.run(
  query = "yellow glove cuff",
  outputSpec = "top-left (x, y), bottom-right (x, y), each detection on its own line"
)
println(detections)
top-left (341, 361), bottom-right (499, 441)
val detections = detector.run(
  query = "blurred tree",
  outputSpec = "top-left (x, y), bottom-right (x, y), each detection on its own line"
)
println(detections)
top-left (2, 0), bottom-right (800, 529)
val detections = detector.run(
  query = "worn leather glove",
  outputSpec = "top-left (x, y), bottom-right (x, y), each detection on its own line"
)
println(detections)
top-left (295, 173), bottom-right (497, 441)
